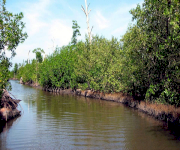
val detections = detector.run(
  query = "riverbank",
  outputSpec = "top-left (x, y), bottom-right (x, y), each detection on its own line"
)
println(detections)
top-left (9, 78), bottom-right (18, 80)
top-left (0, 90), bottom-right (21, 122)
top-left (42, 86), bottom-right (180, 131)
top-left (3, 80), bottom-right (180, 150)
top-left (18, 79), bottom-right (180, 131)
top-left (20, 80), bottom-right (40, 87)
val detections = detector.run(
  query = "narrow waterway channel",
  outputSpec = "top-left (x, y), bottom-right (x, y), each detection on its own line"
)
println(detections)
top-left (0, 80), bottom-right (180, 150)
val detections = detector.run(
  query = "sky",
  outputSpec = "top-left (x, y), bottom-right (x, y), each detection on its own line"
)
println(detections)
top-left (5, 0), bottom-right (143, 68)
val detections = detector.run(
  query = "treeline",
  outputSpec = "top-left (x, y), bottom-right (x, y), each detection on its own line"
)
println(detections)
top-left (15, 37), bottom-right (122, 91)
top-left (14, 0), bottom-right (180, 106)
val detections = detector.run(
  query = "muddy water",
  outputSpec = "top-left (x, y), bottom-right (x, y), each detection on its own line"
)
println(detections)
top-left (0, 80), bottom-right (180, 150)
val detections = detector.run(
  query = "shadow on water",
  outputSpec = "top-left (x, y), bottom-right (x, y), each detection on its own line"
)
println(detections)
top-left (162, 123), bottom-right (180, 141)
top-left (0, 116), bottom-right (21, 133)
top-left (1, 80), bottom-right (180, 150)
top-left (133, 108), bottom-right (180, 141)
top-left (0, 116), bottom-right (21, 150)
top-left (11, 80), bottom-right (180, 141)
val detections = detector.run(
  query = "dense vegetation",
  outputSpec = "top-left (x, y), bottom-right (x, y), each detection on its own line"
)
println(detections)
top-left (0, 0), bottom-right (27, 100)
top-left (14, 0), bottom-right (179, 106)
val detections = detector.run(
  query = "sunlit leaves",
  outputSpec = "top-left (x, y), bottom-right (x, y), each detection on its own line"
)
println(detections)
top-left (75, 35), bottom-right (122, 92)
top-left (122, 0), bottom-right (180, 105)
top-left (13, 0), bottom-right (180, 106)
top-left (0, 1), bottom-right (27, 100)
top-left (71, 20), bottom-right (81, 46)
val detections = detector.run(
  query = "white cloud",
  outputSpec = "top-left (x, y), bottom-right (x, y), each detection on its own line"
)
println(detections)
top-left (111, 25), bottom-right (128, 36)
top-left (9, 0), bottom-right (143, 69)
top-left (95, 11), bottom-right (110, 30)
top-left (25, 13), bottom-right (48, 37)
top-left (48, 19), bottom-right (72, 47)
top-left (114, 5), bottom-right (136, 16)
top-left (113, 1), bottom-right (144, 16)
top-left (22, 0), bottom-right (50, 37)
top-left (11, 0), bottom-right (74, 66)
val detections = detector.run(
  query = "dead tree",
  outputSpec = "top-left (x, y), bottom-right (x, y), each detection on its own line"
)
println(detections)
top-left (81, 0), bottom-right (93, 44)
top-left (28, 50), bottom-right (30, 64)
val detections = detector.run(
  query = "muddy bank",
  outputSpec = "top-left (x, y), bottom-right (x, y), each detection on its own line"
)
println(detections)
top-left (20, 79), bottom-right (40, 87)
top-left (0, 90), bottom-right (21, 122)
top-left (43, 86), bottom-right (73, 94)
top-left (43, 87), bottom-right (180, 130)
top-left (9, 78), bottom-right (18, 80)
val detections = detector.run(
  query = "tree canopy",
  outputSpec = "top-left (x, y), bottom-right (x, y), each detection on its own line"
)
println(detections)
top-left (120, 0), bottom-right (180, 104)
top-left (0, 0), bottom-right (28, 59)
top-left (32, 48), bottom-right (44, 63)
top-left (13, 0), bottom-right (180, 106)
top-left (0, 0), bottom-right (28, 98)
top-left (71, 20), bottom-right (81, 46)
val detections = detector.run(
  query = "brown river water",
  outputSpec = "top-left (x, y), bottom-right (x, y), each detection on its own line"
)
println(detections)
top-left (0, 80), bottom-right (180, 150)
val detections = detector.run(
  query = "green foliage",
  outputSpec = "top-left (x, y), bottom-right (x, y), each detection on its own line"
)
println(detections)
top-left (39, 45), bottom-right (77, 89)
top-left (32, 48), bottom-right (44, 63)
top-left (17, 59), bottom-right (37, 83)
top-left (10, 63), bottom-right (19, 79)
top-left (0, 0), bottom-right (27, 100)
top-left (75, 35), bottom-right (122, 92)
top-left (0, 58), bottom-right (11, 92)
top-left (13, 63), bottom-right (18, 76)
top-left (16, 36), bottom-right (123, 93)
top-left (71, 20), bottom-right (81, 45)
top-left (14, 0), bottom-right (180, 106)
top-left (0, 0), bottom-right (28, 59)
top-left (120, 0), bottom-right (180, 105)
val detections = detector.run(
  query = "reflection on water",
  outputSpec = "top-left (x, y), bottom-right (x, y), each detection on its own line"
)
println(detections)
top-left (0, 116), bottom-right (21, 150)
top-left (0, 80), bottom-right (180, 150)
top-left (0, 117), bottom-right (21, 133)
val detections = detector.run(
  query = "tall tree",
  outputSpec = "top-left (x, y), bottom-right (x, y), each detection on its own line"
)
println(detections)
top-left (13, 63), bottom-right (18, 77)
top-left (0, 0), bottom-right (28, 98)
top-left (81, 0), bottom-right (93, 44)
top-left (0, 0), bottom-right (28, 59)
top-left (32, 48), bottom-right (44, 86)
top-left (71, 20), bottom-right (81, 45)
top-left (121, 0), bottom-right (180, 104)
top-left (27, 50), bottom-right (30, 64)
top-left (32, 48), bottom-right (44, 63)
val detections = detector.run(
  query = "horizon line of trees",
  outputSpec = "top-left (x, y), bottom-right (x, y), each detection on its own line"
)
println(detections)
top-left (12, 0), bottom-right (180, 106)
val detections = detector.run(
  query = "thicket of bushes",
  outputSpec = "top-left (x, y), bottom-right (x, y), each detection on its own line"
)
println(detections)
top-left (14, 0), bottom-right (180, 106)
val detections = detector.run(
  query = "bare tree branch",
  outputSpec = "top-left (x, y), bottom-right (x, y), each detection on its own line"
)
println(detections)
top-left (88, 9), bottom-right (91, 14)
top-left (91, 26), bottom-right (93, 33)
top-left (81, 6), bottom-right (86, 14)
top-left (81, 0), bottom-right (93, 44)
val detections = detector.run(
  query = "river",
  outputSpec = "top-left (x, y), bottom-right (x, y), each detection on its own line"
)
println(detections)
top-left (0, 80), bottom-right (180, 150)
